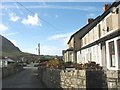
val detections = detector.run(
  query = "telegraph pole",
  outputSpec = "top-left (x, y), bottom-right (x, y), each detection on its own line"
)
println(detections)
top-left (38, 43), bottom-right (40, 60)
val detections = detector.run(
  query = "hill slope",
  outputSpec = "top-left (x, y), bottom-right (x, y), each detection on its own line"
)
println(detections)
top-left (0, 35), bottom-right (23, 58)
top-left (0, 35), bottom-right (59, 61)
top-left (0, 35), bottom-right (21, 52)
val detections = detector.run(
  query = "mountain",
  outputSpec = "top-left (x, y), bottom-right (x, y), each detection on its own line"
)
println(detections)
top-left (0, 35), bottom-right (21, 52)
top-left (0, 35), bottom-right (39, 62)
top-left (0, 35), bottom-right (23, 58)
top-left (0, 35), bottom-right (60, 61)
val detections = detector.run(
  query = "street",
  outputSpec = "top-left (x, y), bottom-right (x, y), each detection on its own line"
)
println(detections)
top-left (2, 65), bottom-right (46, 88)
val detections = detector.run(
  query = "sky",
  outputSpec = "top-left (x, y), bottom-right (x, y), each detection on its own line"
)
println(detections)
top-left (0, 1), bottom-right (111, 56)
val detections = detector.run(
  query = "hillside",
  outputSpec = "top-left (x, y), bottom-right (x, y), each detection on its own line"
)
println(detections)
top-left (0, 35), bottom-right (24, 58)
top-left (0, 35), bottom-right (60, 61)
top-left (0, 35), bottom-right (21, 52)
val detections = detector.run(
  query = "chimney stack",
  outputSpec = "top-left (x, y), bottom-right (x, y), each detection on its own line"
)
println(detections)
top-left (103, 4), bottom-right (111, 12)
top-left (87, 18), bottom-right (94, 24)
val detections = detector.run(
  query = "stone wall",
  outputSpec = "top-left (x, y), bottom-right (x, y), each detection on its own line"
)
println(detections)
top-left (60, 70), bottom-right (86, 88)
top-left (42, 68), bottom-right (61, 88)
top-left (38, 67), bottom-right (107, 89)
top-left (106, 70), bottom-right (120, 89)
top-left (2, 65), bottom-right (23, 78)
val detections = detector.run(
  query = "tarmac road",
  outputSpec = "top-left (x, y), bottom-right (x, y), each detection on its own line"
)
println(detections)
top-left (2, 65), bottom-right (46, 88)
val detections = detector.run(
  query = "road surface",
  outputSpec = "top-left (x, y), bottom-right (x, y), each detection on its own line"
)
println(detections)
top-left (2, 65), bottom-right (46, 88)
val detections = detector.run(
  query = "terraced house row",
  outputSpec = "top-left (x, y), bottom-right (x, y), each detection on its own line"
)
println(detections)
top-left (63, 1), bottom-right (120, 71)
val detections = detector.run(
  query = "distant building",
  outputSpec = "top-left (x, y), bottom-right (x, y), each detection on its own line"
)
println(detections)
top-left (0, 57), bottom-right (15, 68)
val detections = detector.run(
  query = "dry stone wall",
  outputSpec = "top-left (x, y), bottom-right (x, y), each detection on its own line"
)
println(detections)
top-left (38, 67), bottom-right (108, 89)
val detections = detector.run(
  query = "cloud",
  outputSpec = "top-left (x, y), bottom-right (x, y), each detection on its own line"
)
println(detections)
top-left (2, 5), bottom-right (99, 12)
top-left (0, 24), bottom-right (18, 36)
top-left (1, 0), bottom-right (114, 2)
top-left (9, 13), bottom-right (20, 22)
top-left (22, 13), bottom-right (41, 26)
top-left (4, 32), bottom-right (18, 36)
top-left (49, 34), bottom-right (68, 41)
top-left (28, 5), bottom-right (98, 12)
top-left (49, 32), bottom-right (74, 40)
top-left (0, 24), bottom-right (8, 33)
top-left (48, 32), bottom-right (75, 45)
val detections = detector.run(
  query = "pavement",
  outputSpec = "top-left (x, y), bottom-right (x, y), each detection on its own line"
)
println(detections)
top-left (2, 64), bottom-right (46, 88)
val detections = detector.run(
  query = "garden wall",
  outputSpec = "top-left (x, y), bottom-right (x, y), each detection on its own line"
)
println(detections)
top-left (106, 70), bottom-right (120, 89)
top-left (38, 67), bottom-right (108, 89)
top-left (2, 65), bottom-right (23, 78)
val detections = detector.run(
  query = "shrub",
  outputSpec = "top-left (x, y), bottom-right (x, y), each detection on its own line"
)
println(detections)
top-left (46, 59), bottom-right (60, 69)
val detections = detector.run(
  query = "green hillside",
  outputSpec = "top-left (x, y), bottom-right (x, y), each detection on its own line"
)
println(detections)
top-left (0, 35), bottom-right (59, 61)
top-left (0, 35), bottom-right (25, 58)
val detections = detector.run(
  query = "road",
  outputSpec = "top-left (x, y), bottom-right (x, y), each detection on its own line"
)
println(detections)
top-left (2, 65), bottom-right (46, 88)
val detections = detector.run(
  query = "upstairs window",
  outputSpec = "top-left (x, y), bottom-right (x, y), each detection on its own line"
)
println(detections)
top-left (106, 15), bottom-right (113, 32)
top-left (116, 8), bottom-right (119, 14)
top-left (98, 24), bottom-right (101, 38)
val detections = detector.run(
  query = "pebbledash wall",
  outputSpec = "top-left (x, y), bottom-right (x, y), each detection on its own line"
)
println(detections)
top-left (38, 67), bottom-right (120, 89)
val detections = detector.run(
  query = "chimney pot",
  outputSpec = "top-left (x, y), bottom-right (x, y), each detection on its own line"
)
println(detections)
top-left (103, 4), bottom-right (111, 12)
top-left (87, 18), bottom-right (94, 24)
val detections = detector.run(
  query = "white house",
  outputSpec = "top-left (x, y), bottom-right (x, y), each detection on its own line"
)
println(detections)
top-left (63, 1), bottom-right (120, 71)
top-left (0, 58), bottom-right (15, 68)
top-left (77, 2), bottom-right (120, 70)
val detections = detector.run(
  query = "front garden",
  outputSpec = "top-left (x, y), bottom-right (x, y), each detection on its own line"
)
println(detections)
top-left (39, 59), bottom-right (103, 71)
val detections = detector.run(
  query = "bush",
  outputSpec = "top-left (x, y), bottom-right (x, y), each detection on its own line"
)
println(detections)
top-left (46, 59), bottom-right (60, 69)
top-left (42, 60), bottom-right (103, 70)
top-left (75, 61), bottom-right (103, 70)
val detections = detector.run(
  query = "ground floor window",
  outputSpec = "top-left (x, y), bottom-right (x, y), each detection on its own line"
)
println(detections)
top-left (117, 39), bottom-right (120, 61)
top-left (109, 41), bottom-right (115, 67)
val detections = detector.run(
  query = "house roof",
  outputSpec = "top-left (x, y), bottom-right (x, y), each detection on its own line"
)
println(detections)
top-left (67, 1), bottom-right (120, 44)
top-left (86, 1), bottom-right (120, 33)
top-left (64, 48), bottom-right (74, 53)
top-left (67, 15), bottom-right (101, 44)
top-left (0, 58), bottom-right (15, 62)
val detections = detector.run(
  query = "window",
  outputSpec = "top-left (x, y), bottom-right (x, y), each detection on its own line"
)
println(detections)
top-left (84, 37), bottom-right (86, 45)
top-left (117, 39), bottom-right (120, 60)
top-left (106, 15), bottom-right (113, 32)
top-left (109, 41), bottom-right (115, 67)
top-left (92, 29), bottom-right (95, 41)
top-left (98, 24), bottom-right (101, 38)
top-left (116, 8), bottom-right (119, 14)
top-left (80, 39), bottom-right (83, 47)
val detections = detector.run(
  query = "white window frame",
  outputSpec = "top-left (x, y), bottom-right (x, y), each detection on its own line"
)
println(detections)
top-left (106, 36), bottom-right (120, 70)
